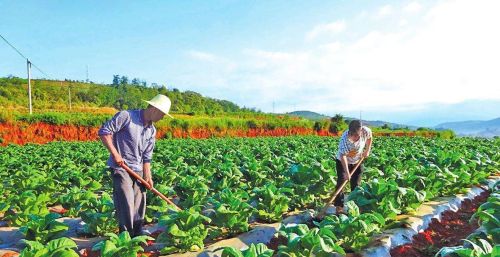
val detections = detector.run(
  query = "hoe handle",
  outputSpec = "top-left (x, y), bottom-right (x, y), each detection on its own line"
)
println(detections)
top-left (119, 162), bottom-right (181, 211)
top-left (317, 157), bottom-right (365, 218)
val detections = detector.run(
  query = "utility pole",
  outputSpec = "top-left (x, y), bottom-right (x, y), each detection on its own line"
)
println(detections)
top-left (272, 101), bottom-right (275, 113)
top-left (27, 59), bottom-right (32, 115)
top-left (64, 81), bottom-right (72, 110)
top-left (86, 65), bottom-right (89, 83)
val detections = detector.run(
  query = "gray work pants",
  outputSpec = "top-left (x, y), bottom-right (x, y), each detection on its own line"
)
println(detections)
top-left (111, 168), bottom-right (146, 237)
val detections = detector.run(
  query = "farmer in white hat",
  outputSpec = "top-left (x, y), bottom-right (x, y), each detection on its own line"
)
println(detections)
top-left (98, 94), bottom-right (173, 237)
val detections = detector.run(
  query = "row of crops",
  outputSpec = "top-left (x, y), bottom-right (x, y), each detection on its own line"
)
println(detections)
top-left (0, 136), bottom-right (499, 256)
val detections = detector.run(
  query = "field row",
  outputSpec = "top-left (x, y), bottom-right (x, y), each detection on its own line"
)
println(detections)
top-left (0, 136), bottom-right (498, 255)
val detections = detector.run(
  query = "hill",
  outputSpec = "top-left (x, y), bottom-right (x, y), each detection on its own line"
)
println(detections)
top-left (288, 110), bottom-right (419, 129)
top-left (287, 110), bottom-right (330, 120)
top-left (0, 76), bottom-right (248, 115)
top-left (435, 117), bottom-right (500, 138)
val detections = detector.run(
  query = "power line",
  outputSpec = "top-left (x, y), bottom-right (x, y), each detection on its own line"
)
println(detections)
top-left (31, 62), bottom-right (50, 78)
top-left (0, 33), bottom-right (27, 59)
top-left (0, 33), bottom-right (50, 78)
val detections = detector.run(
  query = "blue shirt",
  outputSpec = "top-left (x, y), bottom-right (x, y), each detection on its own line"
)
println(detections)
top-left (98, 110), bottom-right (156, 172)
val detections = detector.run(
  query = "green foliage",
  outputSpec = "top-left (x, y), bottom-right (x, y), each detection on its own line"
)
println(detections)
top-left (0, 136), bottom-right (499, 254)
top-left (58, 187), bottom-right (100, 217)
top-left (3, 191), bottom-right (51, 226)
top-left (209, 188), bottom-right (254, 234)
top-left (92, 231), bottom-right (153, 257)
top-left (157, 208), bottom-right (211, 254)
top-left (19, 213), bottom-right (69, 244)
top-left (252, 183), bottom-right (292, 222)
top-left (436, 239), bottom-right (499, 257)
top-left (347, 178), bottom-right (426, 220)
top-left (285, 162), bottom-right (336, 208)
top-left (437, 129), bottom-right (456, 139)
top-left (467, 183), bottom-right (500, 245)
top-left (313, 201), bottom-right (385, 251)
top-left (0, 76), bottom-right (246, 114)
top-left (80, 192), bottom-right (118, 236)
top-left (276, 224), bottom-right (345, 256)
top-left (221, 243), bottom-right (274, 257)
top-left (19, 237), bottom-right (79, 257)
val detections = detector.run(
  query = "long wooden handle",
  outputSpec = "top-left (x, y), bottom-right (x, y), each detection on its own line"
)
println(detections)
top-left (317, 157), bottom-right (365, 218)
top-left (119, 162), bottom-right (181, 211)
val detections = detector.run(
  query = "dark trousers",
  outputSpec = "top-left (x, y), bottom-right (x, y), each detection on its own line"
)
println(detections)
top-left (334, 159), bottom-right (364, 207)
top-left (111, 168), bottom-right (146, 237)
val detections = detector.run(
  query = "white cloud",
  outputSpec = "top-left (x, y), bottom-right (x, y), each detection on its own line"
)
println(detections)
top-left (404, 2), bottom-right (422, 13)
top-left (178, 0), bottom-right (500, 117)
top-left (376, 5), bottom-right (393, 19)
top-left (306, 20), bottom-right (346, 41)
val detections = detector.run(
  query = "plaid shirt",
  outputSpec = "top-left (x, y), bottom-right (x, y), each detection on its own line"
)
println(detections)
top-left (336, 126), bottom-right (372, 164)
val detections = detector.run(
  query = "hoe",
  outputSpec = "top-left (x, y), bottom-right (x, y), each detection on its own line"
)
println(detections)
top-left (119, 162), bottom-right (182, 211)
top-left (316, 157), bottom-right (365, 219)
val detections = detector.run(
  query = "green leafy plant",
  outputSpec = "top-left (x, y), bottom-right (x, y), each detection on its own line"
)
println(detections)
top-left (470, 191), bottom-right (500, 243)
top-left (175, 175), bottom-right (210, 209)
top-left (252, 183), bottom-right (292, 222)
top-left (58, 187), bottom-right (99, 217)
top-left (348, 178), bottom-right (425, 220)
top-left (436, 239), bottom-right (499, 257)
top-left (157, 207), bottom-right (211, 254)
top-left (80, 192), bottom-right (118, 236)
top-left (19, 213), bottom-right (69, 244)
top-left (19, 237), bottom-right (79, 257)
top-left (92, 231), bottom-right (153, 257)
top-left (209, 188), bottom-right (254, 234)
top-left (4, 191), bottom-right (51, 226)
top-left (314, 201), bottom-right (385, 251)
top-left (276, 223), bottom-right (345, 256)
top-left (222, 243), bottom-right (274, 257)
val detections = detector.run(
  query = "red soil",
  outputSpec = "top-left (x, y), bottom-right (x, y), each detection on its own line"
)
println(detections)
top-left (390, 190), bottom-right (490, 257)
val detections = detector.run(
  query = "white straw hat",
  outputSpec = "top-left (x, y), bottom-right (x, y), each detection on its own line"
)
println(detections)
top-left (144, 94), bottom-right (174, 118)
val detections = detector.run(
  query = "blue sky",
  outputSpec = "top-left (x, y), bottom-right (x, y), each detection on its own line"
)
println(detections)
top-left (1, 0), bottom-right (499, 126)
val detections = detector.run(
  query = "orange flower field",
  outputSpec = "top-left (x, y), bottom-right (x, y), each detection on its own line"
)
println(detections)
top-left (0, 122), bottom-right (437, 146)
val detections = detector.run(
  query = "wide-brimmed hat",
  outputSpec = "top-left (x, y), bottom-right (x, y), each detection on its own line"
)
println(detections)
top-left (144, 94), bottom-right (174, 118)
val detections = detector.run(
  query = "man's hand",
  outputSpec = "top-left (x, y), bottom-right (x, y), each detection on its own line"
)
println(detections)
top-left (345, 170), bottom-right (351, 181)
top-left (113, 154), bottom-right (124, 165)
top-left (144, 176), bottom-right (153, 189)
top-left (362, 150), bottom-right (370, 158)
top-left (143, 162), bottom-right (153, 189)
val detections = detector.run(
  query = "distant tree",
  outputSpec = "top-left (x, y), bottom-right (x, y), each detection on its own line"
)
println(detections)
top-left (120, 76), bottom-right (129, 85)
top-left (329, 114), bottom-right (345, 134)
top-left (131, 78), bottom-right (140, 85)
top-left (381, 123), bottom-right (390, 129)
top-left (331, 114), bottom-right (344, 124)
top-left (112, 75), bottom-right (120, 86)
top-left (313, 121), bottom-right (322, 132)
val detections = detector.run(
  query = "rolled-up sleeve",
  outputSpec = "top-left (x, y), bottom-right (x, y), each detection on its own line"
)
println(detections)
top-left (363, 126), bottom-right (373, 139)
top-left (338, 136), bottom-right (350, 156)
top-left (142, 129), bottom-right (156, 163)
top-left (98, 111), bottom-right (131, 136)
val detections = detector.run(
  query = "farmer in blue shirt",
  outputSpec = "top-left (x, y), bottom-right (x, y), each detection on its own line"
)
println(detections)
top-left (98, 94), bottom-right (173, 236)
